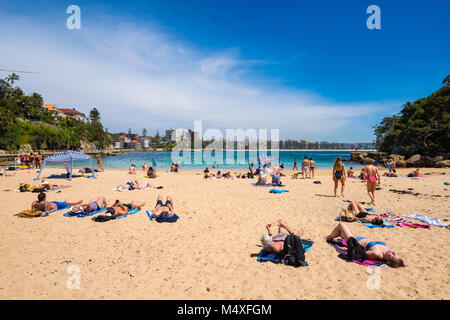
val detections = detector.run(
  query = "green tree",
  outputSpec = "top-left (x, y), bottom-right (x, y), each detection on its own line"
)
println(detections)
top-left (6, 73), bottom-right (19, 86)
top-left (89, 108), bottom-right (100, 122)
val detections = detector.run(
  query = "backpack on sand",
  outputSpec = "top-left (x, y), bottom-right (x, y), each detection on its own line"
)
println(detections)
top-left (280, 235), bottom-right (306, 267)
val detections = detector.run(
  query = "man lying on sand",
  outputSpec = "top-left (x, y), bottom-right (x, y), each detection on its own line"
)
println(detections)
top-left (346, 201), bottom-right (384, 225)
top-left (326, 223), bottom-right (405, 268)
top-left (70, 196), bottom-right (108, 214)
top-left (31, 192), bottom-right (82, 214)
top-left (105, 200), bottom-right (145, 218)
top-left (150, 195), bottom-right (174, 218)
top-left (260, 219), bottom-right (304, 254)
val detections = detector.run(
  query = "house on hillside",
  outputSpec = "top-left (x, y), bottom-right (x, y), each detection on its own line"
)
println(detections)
top-left (56, 108), bottom-right (88, 122)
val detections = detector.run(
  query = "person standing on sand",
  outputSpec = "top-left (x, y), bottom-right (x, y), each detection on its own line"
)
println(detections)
top-left (365, 159), bottom-right (380, 205)
top-left (309, 158), bottom-right (316, 178)
top-left (29, 153), bottom-right (35, 169)
top-left (37, 152), bottom-right (42, 169)
top-left (96, 156), bottom-right (103, 171)
top-left (301, 156), bottom-right (309, 178)
top-left (293, 159), bottom-right (298, 171)
top-left (332, 156), bottom-right (346, 197)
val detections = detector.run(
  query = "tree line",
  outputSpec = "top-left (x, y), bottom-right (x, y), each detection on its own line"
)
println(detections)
top-left (0, 73), bottom-right (112, 151)
top-left (374, 75), bottom-right (450, 157)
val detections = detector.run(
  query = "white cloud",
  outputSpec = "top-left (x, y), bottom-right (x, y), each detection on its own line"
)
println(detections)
top-left (0, 14), bottom-right (399, 141)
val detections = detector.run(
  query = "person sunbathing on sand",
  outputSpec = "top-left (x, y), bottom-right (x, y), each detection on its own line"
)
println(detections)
top-left (347, 167), bottom-right (355, 177)
top-left (150, 195), bottom-right (174, 218)
top-left (326, 223), bottom-right (405, 268)
top-left (407, 168), bottom-right (420, 177)
top-left (31, 192), bottom-right (82, 213)
top-left (383, 169), bottom-right (398, 177)
top-left (105, 199), bottom-right (145, 218)
top-left (345, 201), bottom-right (384, 225)
top-left (146, 167), bottom-right (156, 178)
top-left (261, 219), bottom-right (304, 254)
top-left (70, 196), bottom-right (108, 214)
top-left (116, 179), bottom-right (151, 191)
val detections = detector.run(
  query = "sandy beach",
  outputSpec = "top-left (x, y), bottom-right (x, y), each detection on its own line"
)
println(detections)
top-left (0, 167), bottom-right (449, 300)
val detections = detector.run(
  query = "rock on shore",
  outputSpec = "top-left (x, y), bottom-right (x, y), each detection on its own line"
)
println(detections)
top-left (350, 152), bottom-right (449, 168)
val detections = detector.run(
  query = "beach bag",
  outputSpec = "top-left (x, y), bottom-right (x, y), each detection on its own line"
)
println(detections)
top-left (339, 209), bottom-right (356, 222)
top-left (92, 214), bottom-right (116, 222)
top-left (17, 209), bottom-right (42, 218)
top-left (346, 237), bottom-right (367, 262)
top-left (280, 235), bottom-right (306, 267)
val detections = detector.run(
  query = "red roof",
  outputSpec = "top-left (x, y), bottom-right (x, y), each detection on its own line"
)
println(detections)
top-left (57, 108), bottom-right (85, 116)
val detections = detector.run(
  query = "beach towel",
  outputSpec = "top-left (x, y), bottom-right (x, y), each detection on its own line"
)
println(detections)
top-left (252, 183), bottom-right (286, 187)
top-left (115, 208), bottom-right (140, 219)
top-left (113, 186), bottom-right (151, 192)
top-left (269, 189), bottom-right (289, 194)
top-left (64, 207), bottom-right (106, 218)
top-left (358, 221), bottom-right (395, 229)
top-left (378, 212), bottom-right (430, 229)
top-left (327, 238), bottom-right (390, 269)
top-left (257, 235), bottom-right (313, 266)
top-left (146, 210), bottom-right (179, 223)
top-left (402, 214), bottom-right (450, 227)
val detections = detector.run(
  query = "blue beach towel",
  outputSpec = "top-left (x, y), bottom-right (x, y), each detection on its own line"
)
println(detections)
top-left (115, 208), bottom-right (140, 219)
top-left (64, 207), bottom-right (106, 217)
top-left (257, 235), bottom-right (313, 266)
top-left (269, 189), bottom-right (288, 193)
top-left (358, 221), bottom-right (395, 229)
top-left (146, 210), bottom-right (179, 223)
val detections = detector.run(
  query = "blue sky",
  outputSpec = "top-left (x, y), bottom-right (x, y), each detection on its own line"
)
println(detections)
top-left (1, 0), bottom-right (449, 142)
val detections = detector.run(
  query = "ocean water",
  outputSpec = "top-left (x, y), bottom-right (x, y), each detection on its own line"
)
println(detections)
top-left (51, 150), bottom-right (370, 170)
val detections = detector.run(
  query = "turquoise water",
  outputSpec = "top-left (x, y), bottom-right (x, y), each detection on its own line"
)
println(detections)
top-left (55, 150), bottom-right (369, 170)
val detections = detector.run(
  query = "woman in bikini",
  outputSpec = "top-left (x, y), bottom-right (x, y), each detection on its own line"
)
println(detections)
top-left (326, 223), bottom-right (405, 268)
top-left (346, 201), bottom-right (384, 225)
top-left (332, 156), bottom-right (346, 197)
top-left (365, 159), bottom-right (380, 205)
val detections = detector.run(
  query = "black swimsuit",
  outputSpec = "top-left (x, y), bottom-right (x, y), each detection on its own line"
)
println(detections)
top-left (335, 170), bottom-right (343, 179)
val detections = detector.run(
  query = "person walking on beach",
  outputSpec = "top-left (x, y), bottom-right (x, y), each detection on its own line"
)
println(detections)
top-left (309, 158), bottom-right (316, 178)
top-left (365, 159), bottom-right (380, 205)
top-left (301, 156), bottom-right (309, 178)
top-left (293, 159), bottom-right (298, 171)
top-left (332, 156), bottom-right (346, 197)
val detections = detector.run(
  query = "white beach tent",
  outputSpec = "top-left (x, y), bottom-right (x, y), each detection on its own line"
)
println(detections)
top-left (34, 150), bottom-right (96, 181)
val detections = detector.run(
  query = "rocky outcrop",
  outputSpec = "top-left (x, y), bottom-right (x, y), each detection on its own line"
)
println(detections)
top-left (350, 152), bottom-right (449, 168)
